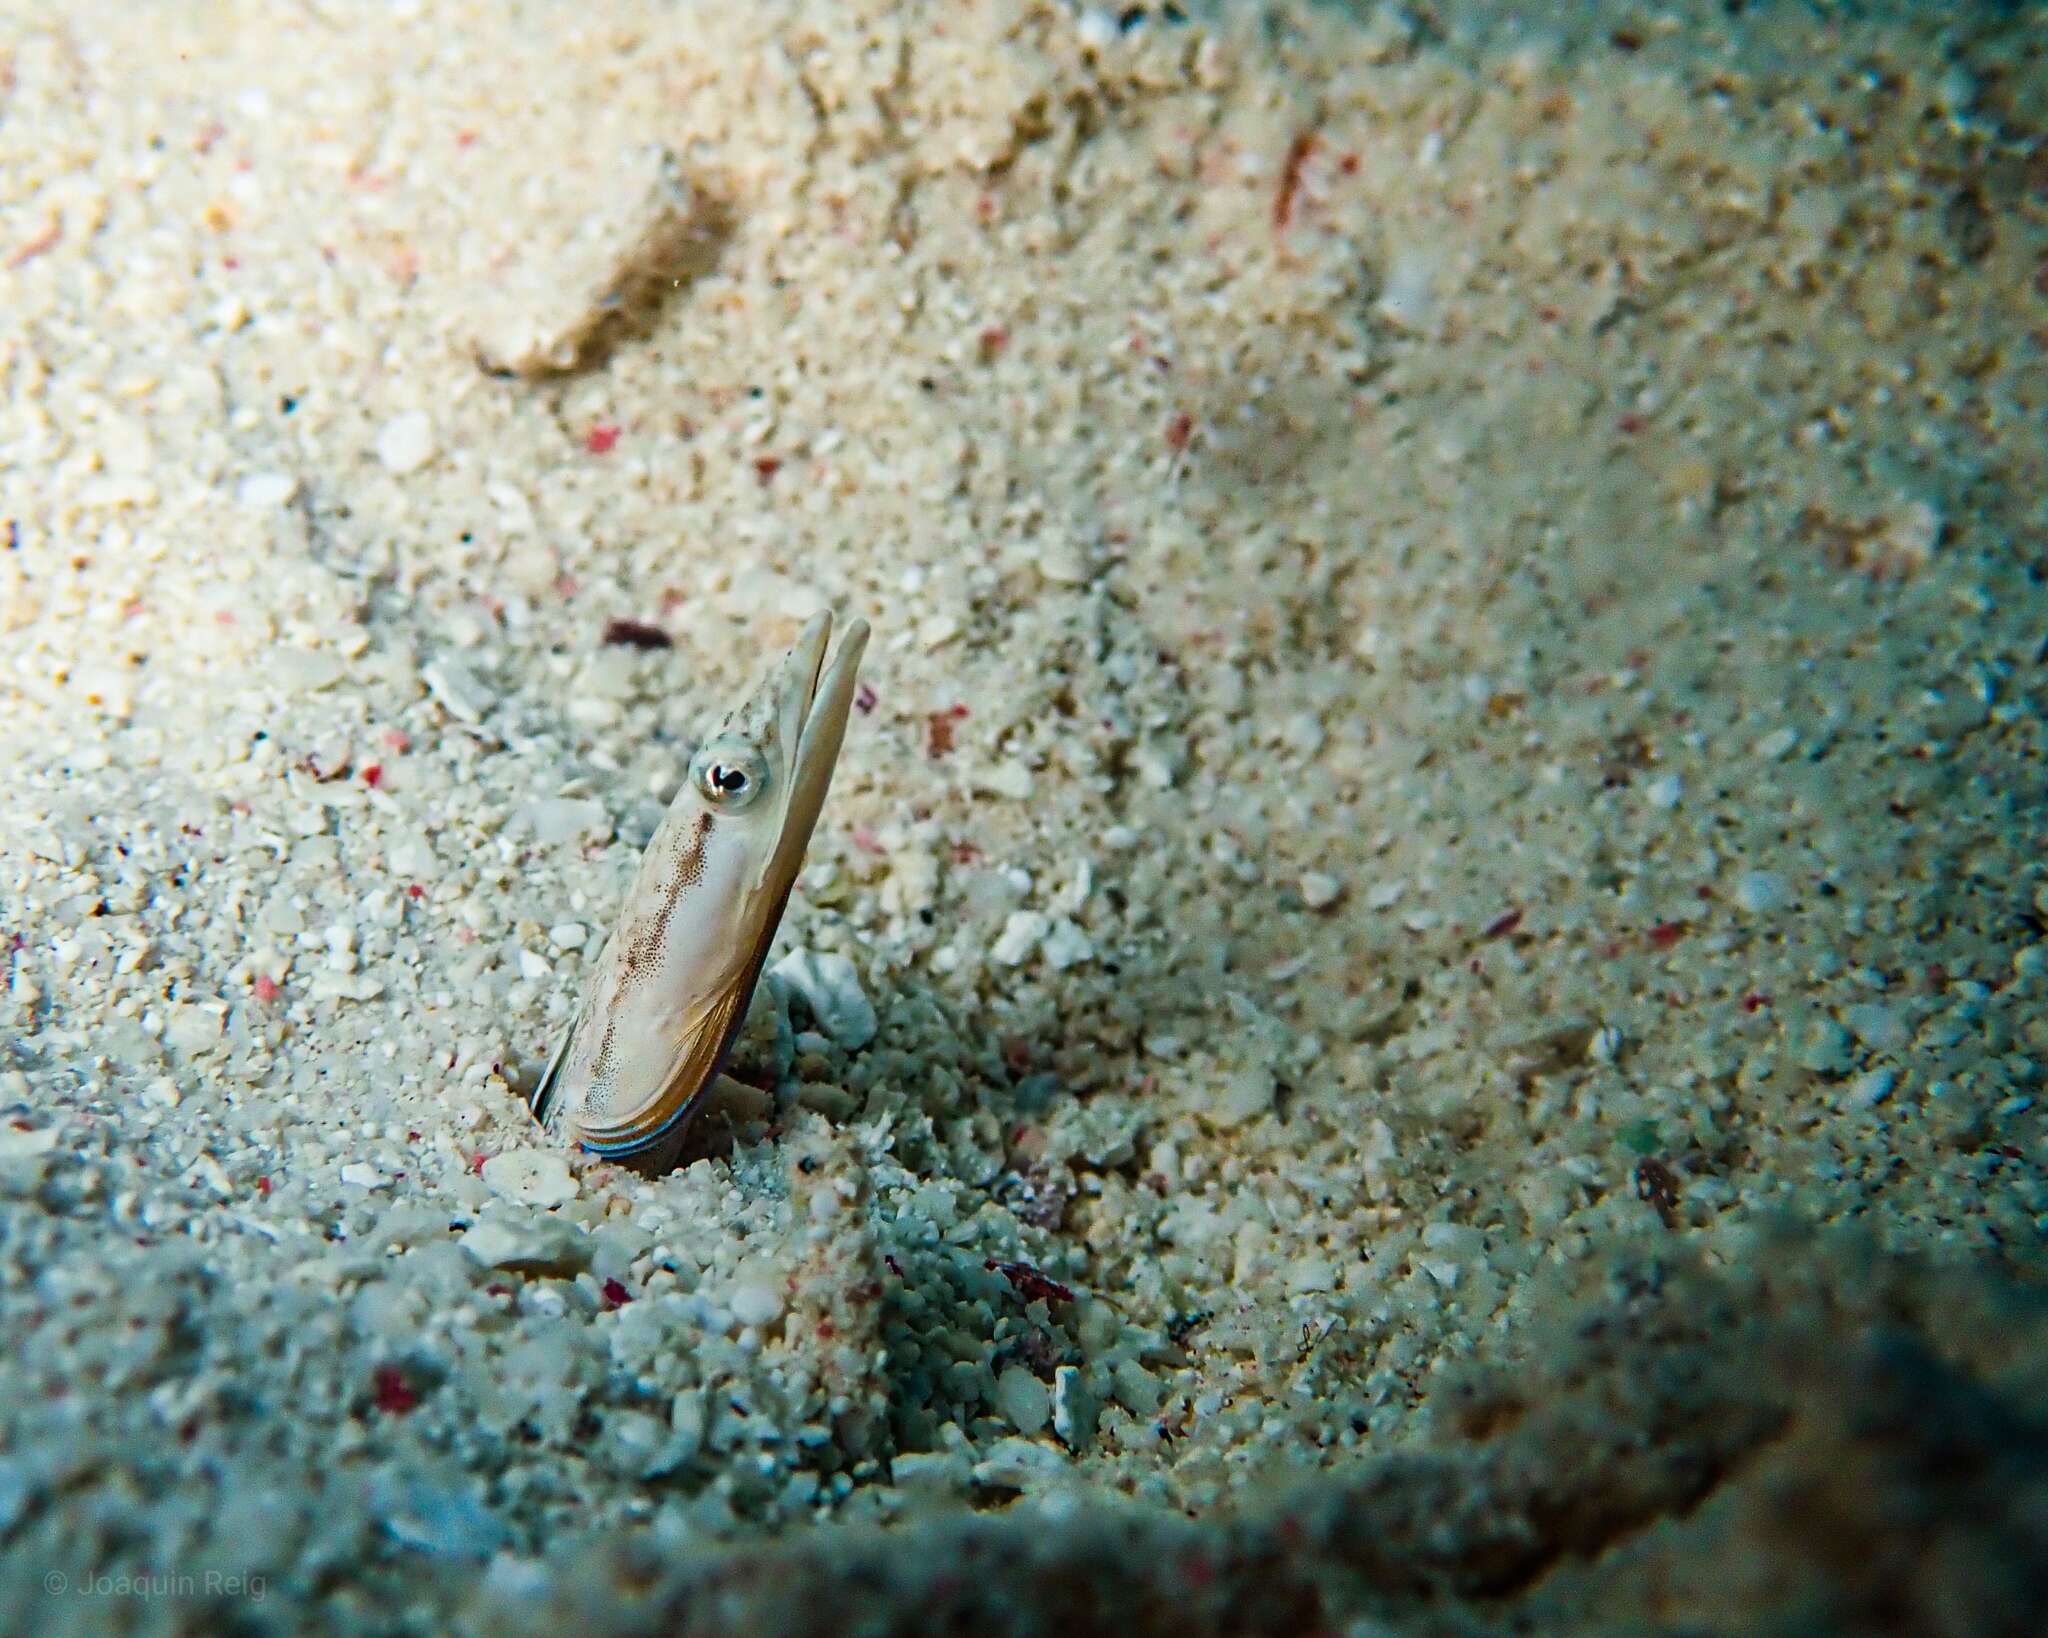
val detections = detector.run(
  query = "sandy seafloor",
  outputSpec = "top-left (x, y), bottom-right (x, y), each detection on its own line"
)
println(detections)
top-left (2, 0), bottom-right (2046, 1631)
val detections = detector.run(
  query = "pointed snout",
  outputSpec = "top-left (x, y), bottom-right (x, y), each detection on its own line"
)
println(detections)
top-left (775, 611), bottom-right (870, 882)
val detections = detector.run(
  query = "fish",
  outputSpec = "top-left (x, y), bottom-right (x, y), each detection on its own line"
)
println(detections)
top-left (529, 609), bottom-right (870, 1161)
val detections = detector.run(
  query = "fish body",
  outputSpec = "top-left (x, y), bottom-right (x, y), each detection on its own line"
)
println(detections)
top-left (531, 610), bottom-right (869, 1159)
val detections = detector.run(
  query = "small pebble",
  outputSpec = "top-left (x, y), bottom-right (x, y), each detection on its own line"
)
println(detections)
top-left (729, 1280), bottom-right (784, 1328)
top-left (1040, 918), bottom-right (1095, 970)
top-left (891, 1450), bottom-right (971, 1496)
top-left (375, 1476), bottom-right (507, 1560)
top-left (513, 797), bottom-right (608, 846)
top-left (971, 1436), bottom-right (1068, 1489)
top-left (1734, 870), bottom-right (1788, 913)
top-left (375, 410), bottom-right (437, 474)
top-left (461, 1216), bottom-right (590, 1274)
top-left (770, 948), bottom-right (877, 1049)
top-left (421, 658), bottom-right (496, 725)
top-left (1376, 248), bottom-right (1440, 334)
top-left (1299, 871), bottom-right (1343, 910)
top-left (1051, 1365), bottom-right (1096, 1448)
top-left (1644, 773), bottom-right (1683, 809)
top-left (1287, 1254), bottom-right (1337, 1292)
top-left (1842, 1002), bottom-right (1908, 1054)
top-left (995, 1366), bottom-right (1051, 1436)
top-left (991, 910), bottom-right (1049, 966)
top-left (1075, 7), bottom-right (1117, 51)
top-left (1209, 1065), bottom-right (1275, 1128)
top-left (0, 1126), bottom-right (60, 1161)
top-left (1280, 712), bottom-right (1326, 757)
top-left (1796, 1018), bottom-right (1854, 1075)
top-left (980, 761), bottom-right (1034, 800)
top-left (482, 1149), bottom-right (579, 1207)
top-left (237, 471), bottom-right (297, 508)
top-left (1753, 726), bottom-right (1799, 760)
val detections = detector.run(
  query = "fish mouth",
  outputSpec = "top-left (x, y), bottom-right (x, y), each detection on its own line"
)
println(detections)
top-left (786, 611), bottom-right (832, 722)
top-left (790, 610), bottom-right (868, 766)
top-left (768, 610), bottom-right (870, 887)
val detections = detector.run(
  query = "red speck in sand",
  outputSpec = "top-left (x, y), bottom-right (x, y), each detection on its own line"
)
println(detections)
top-left (985, 1258), bottom-right (1075, 1307)
top-left (1741, 992), bottom-right (1771, 1013)
top-left (926, 705), bottom-right (968, 759)
top-left (253, 975), bottom-right (280, 1002)
top-left (854, 681), bottom-right (878, 715)
top-left (1165, 410), bottom-right (1194, 452)
top-left (371, 1366), bottom-right (419, 1415)
top-left (753, 455), bottom-right (782, 483)
top-left (602, 617), bottom-right (673, 651)
top-left (255, 1176), bottom-right (272, 1197)
top-left (382, 728), bottom-right (411, 752)
top-left (978, 325), bottom-right (1008, 357)
top-left (601, 1279), bottom-right (632, 1309)
top-left (1616, 412), bottom-right (1648, 435)
top-left (1274, 130), bottom-right (1316, 229)
top-left (585, 423), bottom-right (621, 455)
top-left (1482, 909), bottom-right (1523, 940)
top-left (360, 764), bottom-right (383, 788)
top-left (851, 825), bottom-right (884, 854)
top-left (1647, 921), bottom-right (1688, 949)
top-left (5, 215), bottom-right (63, 270)
top-left (407, 884), bottom-right (425, 900)
top-left (470, 1153), bottom-right (487, 1176)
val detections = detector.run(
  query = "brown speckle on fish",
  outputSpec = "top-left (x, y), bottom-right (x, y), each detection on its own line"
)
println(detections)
top-left (632, 812), bottom-right (713, 974)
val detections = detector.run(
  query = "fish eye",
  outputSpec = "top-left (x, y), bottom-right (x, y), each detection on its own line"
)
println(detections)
top-left (690, 739), bottom-right (768, 810)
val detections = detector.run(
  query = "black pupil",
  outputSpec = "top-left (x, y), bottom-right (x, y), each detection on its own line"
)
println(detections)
top-left (712, 765), bottom-right (746, 793)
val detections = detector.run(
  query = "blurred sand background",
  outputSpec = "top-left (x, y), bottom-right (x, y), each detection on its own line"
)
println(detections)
top-left (2, 1), bottom-right (2045, 1632)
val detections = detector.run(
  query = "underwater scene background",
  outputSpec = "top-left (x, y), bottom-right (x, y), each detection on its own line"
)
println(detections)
top-left (1, 1), bottom-right (2043, 1632)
